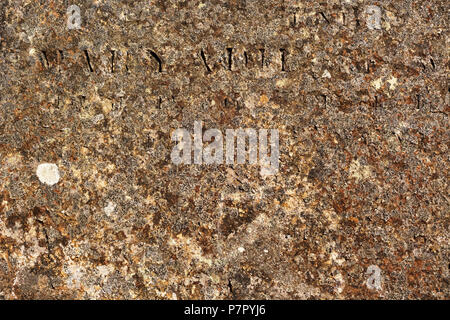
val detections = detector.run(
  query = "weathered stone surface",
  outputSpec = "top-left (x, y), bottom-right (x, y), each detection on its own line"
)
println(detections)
top-left (0, 0), bottom-right (448, 299)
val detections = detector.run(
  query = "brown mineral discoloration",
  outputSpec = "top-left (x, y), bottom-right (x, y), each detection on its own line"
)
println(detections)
top-left (0, 0), bottom-right (449, 299)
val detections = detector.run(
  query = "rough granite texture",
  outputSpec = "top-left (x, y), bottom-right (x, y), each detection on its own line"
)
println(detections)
top-left (0, 0), bottom-right (449, 299)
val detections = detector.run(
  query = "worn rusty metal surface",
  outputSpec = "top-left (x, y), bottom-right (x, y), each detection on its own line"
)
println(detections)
top-left (0, 0), bottom-right (448, 299)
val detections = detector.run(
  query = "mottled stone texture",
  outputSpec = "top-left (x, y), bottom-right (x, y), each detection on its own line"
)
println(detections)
top-left (0, 0), bottom-right (448, 299)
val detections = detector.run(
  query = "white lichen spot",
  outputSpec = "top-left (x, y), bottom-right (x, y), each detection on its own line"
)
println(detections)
top-left (104, 201), bottom-right (116, 216)
top-left (238, 247), bottom-right (245, 253)
top-left (322, 69), bottom-right (331, 78)
top-left (331, 251), bottom-right (346, 265)
top-left (65, 263), bottom-right (85, 289)
top-left (387, 75), bottom-right (398, 90)
top-left (36, 163), bottom-right (60, 186)
top-left (276, 78), bottom-right (288, 87)
top-left (96, 265), bottom-right (113, 279)
top-left (5, 152), bottom-right (22, 167)
top-left (92, 113), bottom-right (105, 124)
top-left (349, 159), bottom-right (372, 181)
top-left (371, 77), bottom-right (383, 90)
